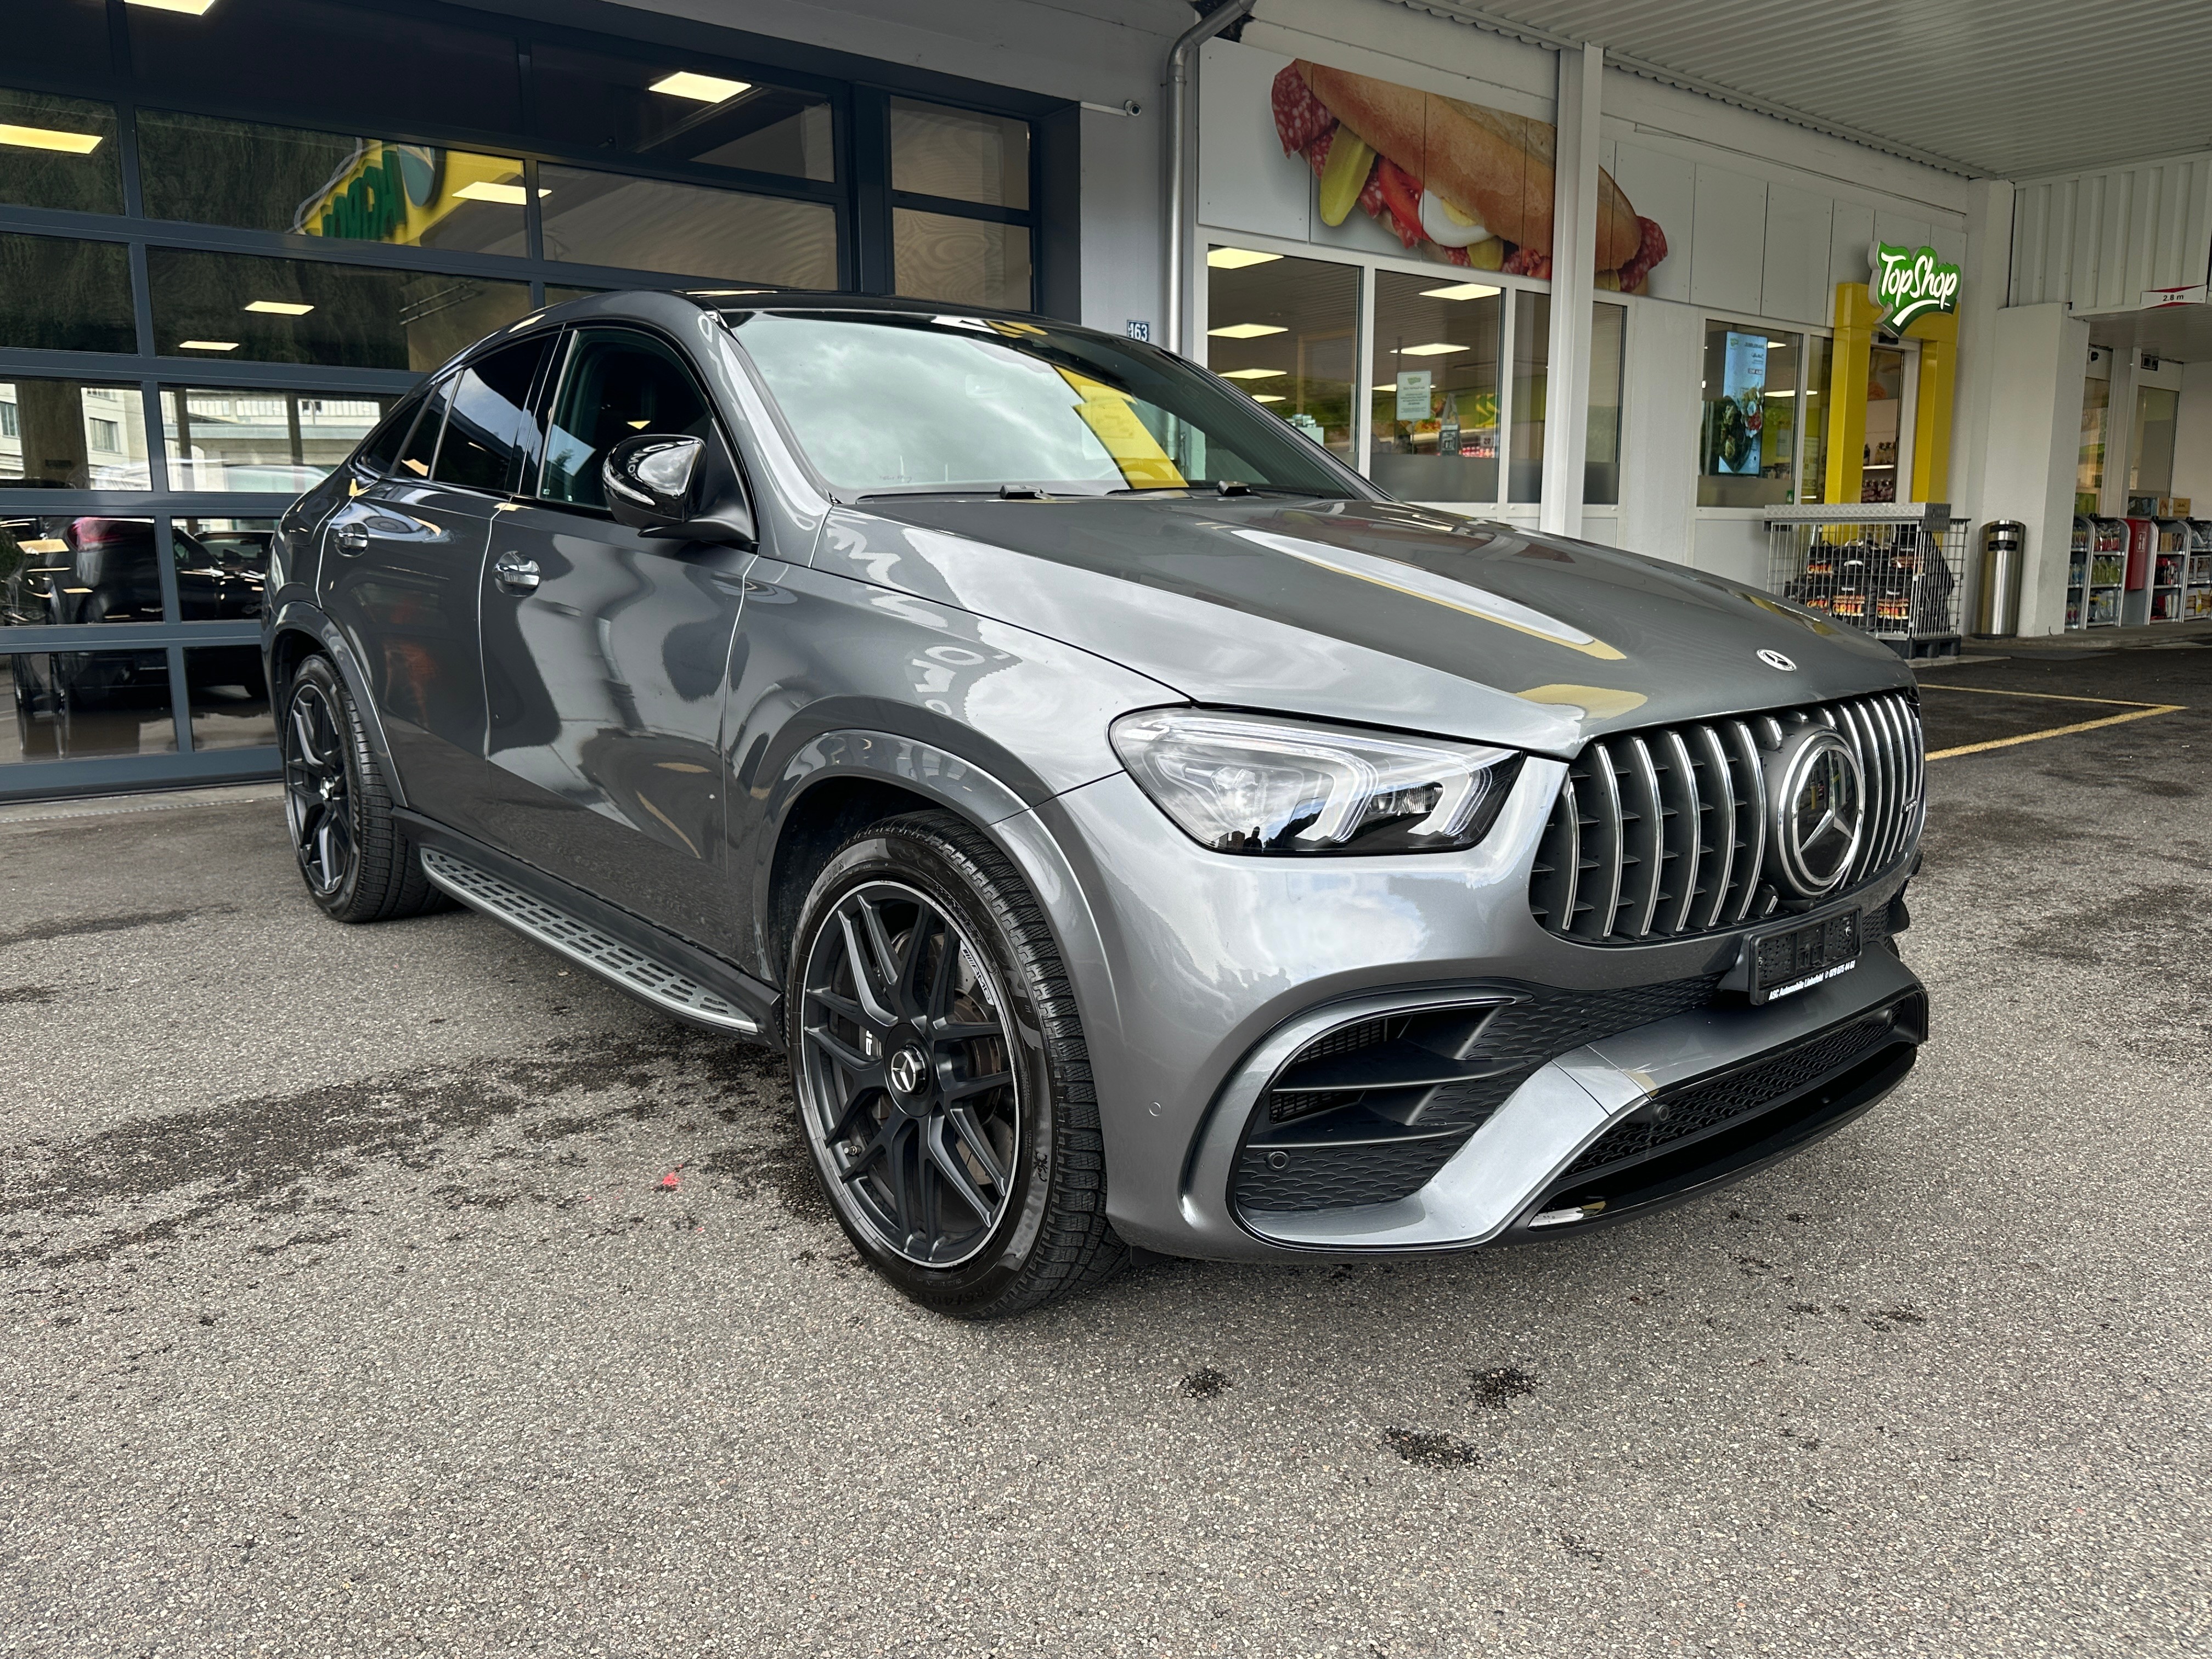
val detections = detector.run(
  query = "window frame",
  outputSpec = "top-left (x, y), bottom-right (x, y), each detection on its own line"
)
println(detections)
top-left (530, 323), bottom-right (740, 520)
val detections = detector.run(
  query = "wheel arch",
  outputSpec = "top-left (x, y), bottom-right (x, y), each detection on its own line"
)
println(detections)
top-left (264, 601), bottom-right (404, 808)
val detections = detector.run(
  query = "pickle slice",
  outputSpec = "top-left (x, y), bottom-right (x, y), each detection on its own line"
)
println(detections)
top-left (1318, 129), bottom-right (1375, 228)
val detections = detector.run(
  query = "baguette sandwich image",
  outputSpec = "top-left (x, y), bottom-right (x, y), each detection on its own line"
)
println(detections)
top-left (1272, 60), bottom-right (1668, 292)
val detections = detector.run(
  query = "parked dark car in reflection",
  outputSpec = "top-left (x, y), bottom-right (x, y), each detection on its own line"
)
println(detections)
top-left (262, 291), bottom-right (1929, 1318)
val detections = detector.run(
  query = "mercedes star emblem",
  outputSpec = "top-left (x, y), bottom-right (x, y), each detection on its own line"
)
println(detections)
top-left (1768, 730), bottom-right (1866, 898)
top-left (888, 1045), bottom-right (929, 1096)
top-left (1758, 648), bottom-right (1798, 672)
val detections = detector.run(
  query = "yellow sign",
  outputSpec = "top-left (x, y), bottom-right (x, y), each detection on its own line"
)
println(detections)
top-left (296, 143), bottom-right (526, 249)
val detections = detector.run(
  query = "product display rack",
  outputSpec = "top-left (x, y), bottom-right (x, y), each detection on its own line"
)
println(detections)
top-left (2068, 515), bottom-right (2128, 629)
top-left (2184, 520), bottom-right (2212, 620)
top-left (2151, 518), bottom-right (2191, 622)
top-left (1764, 507), bottom-right (1964, 658)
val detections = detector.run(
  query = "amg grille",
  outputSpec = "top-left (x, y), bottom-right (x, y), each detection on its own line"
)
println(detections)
top-left (1528, 691), bottom-right (1923, 945)
top-left (1559, 1008), bottom-right (1905, 1181)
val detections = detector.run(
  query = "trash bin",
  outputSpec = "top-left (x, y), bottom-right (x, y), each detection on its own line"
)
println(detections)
top-left (1975, 520), bottom-right (2025, 637)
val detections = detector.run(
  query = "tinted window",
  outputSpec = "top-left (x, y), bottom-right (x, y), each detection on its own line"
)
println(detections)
top-left (540, 331), bottom-right (716, 509)
top-left (394, 380), bottom-right (451, 481)
top-left (354, 388), bottom-right (430, 479)
top-left (434, 338), bottom-right (551, 494)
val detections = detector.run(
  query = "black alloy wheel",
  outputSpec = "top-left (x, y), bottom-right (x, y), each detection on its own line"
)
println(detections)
top-left (279, 653), bottom-right (444, 924)
top-left (284, 671), bottom-right (355, 900)
top-left (798, 879), bottom-right (1018, 1267)
top-left (787, 811), bottom-right (1124, 1317)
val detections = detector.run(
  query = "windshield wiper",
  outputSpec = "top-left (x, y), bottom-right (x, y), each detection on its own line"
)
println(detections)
top-left (1108, 481), bottom-right (1348, 499)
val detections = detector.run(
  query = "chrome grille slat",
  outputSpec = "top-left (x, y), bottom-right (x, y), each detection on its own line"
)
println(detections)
top-left (1660, 729), bottom-right (1702, 934)
top-left (1534, 692), bottom-right (1922, 946)
top-left (1691, 724), bottom-right (1735, 932)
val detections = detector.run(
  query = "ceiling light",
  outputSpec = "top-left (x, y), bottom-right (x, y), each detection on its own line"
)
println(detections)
top-left (453, 180), bottom-right (538, 205)
top-left (126, 0), bottom-right (222, 13)
top-left (1217, 368), bottom-right (1284, 380)
top-left (1208, 323), bottom-right (1285, 339)
top-left (650, 71), bottom-right (751, 103)
top-left (1767, 388), bottom-right (1797, 397)
top-left (0, 123), bottom-right (104, 155)
top-left (20, 540), bottom-right (68, 555)
top-left (177, 340), bottom-right (239, 352)
top-left (1207, 248), bottom-right (1281, 269)
top-left (627, 419), bottom-right (651, 428)
top-left (244, 300), bottom-right (314, 315)
top-left (1420, 282), bottom-right (1499, 302)
top-left (1250, 393), bottom-right (1286, 403)
top-left (1395, 342), bottom-right (1466, 357)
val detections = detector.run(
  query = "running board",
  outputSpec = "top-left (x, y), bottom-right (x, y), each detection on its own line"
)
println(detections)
top-left (419, 845), bottom-right (763, 1037)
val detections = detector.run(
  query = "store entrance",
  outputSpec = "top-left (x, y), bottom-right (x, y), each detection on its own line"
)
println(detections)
top-left (1860, 341), bottom-right (1917, 504)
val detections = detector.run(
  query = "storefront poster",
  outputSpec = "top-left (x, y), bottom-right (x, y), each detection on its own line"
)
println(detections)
top-left (1269, 60), bottom-right (1670, 291)
top-left (1710, 330), bottom-right (1767, 475)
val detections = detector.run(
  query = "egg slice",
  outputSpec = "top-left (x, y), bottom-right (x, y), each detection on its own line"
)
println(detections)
top-left (1419, 189), bottom-right (1491, 249)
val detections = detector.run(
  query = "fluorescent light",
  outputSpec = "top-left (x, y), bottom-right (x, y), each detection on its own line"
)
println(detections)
top-left (1420, 282), bottom-right (1500, 301)
top-left (1396, 342), bottom-right (1467, 357)
top-left (244, 300), bottom-right (314, 315)
top-left (20, 540), bottom-right (69, 555)
top-left (1767, 388), bottom-right (1797, 397)
top-left (1217, 368), bottom-right (1284, 380)
top-left (177, 340), bottom-right (239, 352)
top-left (1250, 393), bottom-right (1286, 403)
top-left (1208, 323), bottom-right (1286, 339)
top-left (126, 0), bottom-right (221, 12)
top-left (0, 123), bottom-right (104, 155)
top-left (1207, 248), bottom-right (1281, 269)
top-left (650, 71), bottom-right (751, 103)
top-left (453, 180), bottom-right (533, 205)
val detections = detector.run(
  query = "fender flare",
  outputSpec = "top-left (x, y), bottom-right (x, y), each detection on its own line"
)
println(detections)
top-left (264, 600), bottom-right (404, 808)
top-left (759, 727), bottom-right (1123, 1075)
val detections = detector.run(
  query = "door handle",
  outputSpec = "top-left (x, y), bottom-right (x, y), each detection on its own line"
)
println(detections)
top-left (493, 550), bottom-right (541, 592)
top-left (332, 523), bottom-right (369, 556)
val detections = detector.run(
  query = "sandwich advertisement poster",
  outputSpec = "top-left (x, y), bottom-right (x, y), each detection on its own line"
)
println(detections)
top-left (1268, 59), bottom-right (1669, 291)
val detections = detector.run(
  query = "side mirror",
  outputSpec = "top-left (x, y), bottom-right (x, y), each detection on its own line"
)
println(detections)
top-left (601, 432), bottom-right (757, 550)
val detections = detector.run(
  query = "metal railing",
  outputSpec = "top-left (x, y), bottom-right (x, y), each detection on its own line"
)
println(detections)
top-left (1764, 507), bottom-right (1965, 656)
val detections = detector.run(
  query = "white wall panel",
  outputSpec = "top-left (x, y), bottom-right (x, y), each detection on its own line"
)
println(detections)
top-left (1761, 184), bottom-right (1831, 326)
top-left (1828, 200), bottom-right (1875, 297)
top-left (1610, 143), bottom-right (1696, 303)
top-left (1874, 210), bottom-right (1933, 256)
top-left (1197, 42), bottom-right (1309, 243)
top-left (1689, 165), bottom-right (1767, 314)
top-left (1617, 297), bottom-right (1700, 565)
top-left (2010, 153), bottom-right (2212, 312)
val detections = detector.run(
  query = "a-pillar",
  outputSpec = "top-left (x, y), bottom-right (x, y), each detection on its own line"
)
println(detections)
top-left (1539, 41), bottom-right (1602, 539)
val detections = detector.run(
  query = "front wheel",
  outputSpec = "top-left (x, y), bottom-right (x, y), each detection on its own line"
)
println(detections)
top-left (786, 811), bottom-right (1124, 1318)
top-left (280, 653), bottom-right (443, 923)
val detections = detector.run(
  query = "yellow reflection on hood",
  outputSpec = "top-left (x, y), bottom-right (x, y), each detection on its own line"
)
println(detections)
top-left (1516, 684), bottom-right (1649, 720)
top-left (1233, 528), bottom-right (1626, 661)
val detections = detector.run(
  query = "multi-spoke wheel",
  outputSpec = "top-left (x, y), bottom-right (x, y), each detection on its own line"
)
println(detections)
top-left (284, 671), bottom-right (356, 900)
top-left (787, 811), bottom-right (1124, 1317)
top-left (278, 653), bottom-right (443, 923)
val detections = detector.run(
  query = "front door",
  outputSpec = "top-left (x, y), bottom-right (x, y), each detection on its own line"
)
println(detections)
top-left (476, 326), bottom-right (750, 947)
top-left (318, 335), bottom-right (552, 842)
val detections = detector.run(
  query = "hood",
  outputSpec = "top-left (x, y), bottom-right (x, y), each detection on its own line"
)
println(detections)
top-left (810, 496), bottom-right (1913, 757)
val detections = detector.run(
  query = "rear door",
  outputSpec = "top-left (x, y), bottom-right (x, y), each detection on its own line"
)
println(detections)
top-left (319, 337), bottom-right (550, 837)
top-left (475, 325), bottom-right (751, 946)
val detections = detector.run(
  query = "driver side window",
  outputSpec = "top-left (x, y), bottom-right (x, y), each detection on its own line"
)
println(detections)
top-left (539, 329), bottom-right (719, 510)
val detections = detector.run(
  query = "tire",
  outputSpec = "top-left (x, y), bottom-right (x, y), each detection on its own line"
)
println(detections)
top-left (785, 810), bottom-right (1125, 1318)
top-left (280, 653), bottom-right (444, 923)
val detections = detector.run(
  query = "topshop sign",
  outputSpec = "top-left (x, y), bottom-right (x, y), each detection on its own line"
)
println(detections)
top-left (1870, 242), bottom-right (1961, 330)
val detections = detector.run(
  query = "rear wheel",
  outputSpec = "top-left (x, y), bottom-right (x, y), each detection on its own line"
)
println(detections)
top-left (786, 810), bottom-right (1123, 1318)
top-left (281, 653), bottom-right (443, 923)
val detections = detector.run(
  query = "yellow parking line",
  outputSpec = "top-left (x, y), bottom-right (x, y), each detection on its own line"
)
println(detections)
top-left (1925, 703), bottom-right (2185, 760)
top-left (1916, 683), bottom-right (2171, 708)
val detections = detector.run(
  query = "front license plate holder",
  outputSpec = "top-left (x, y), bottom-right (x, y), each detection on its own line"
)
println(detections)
top-left (1724, 907), bottom-right (1863, 1005)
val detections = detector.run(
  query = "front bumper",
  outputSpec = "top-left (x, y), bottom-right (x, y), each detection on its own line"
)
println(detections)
top-left (1027, 760), bottom-right (1922, 1262)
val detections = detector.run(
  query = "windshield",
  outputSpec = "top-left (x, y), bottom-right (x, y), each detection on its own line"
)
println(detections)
top-left (722, 310), bottom-right (1367, 499)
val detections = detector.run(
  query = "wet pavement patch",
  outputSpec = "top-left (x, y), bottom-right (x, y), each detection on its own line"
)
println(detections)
top-left (1384, 1429), bottom-right (1480, 1468)
top-left (1179, 1365), bottom-right (1232, 1399)
top-left (0, 906), bottom-right (223, 949)
top-left (1470, 1367), bottom-right (1537, 1408)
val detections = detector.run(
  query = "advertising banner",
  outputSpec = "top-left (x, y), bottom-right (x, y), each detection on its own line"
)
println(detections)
top-left (1268, 60), bottom-right (1670, 291)
top-left (1709, 330), bottom-right (1768, 475)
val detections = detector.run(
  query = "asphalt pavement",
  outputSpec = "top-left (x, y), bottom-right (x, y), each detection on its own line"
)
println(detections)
top-left (3, 643), bottom-right (2208, 1657)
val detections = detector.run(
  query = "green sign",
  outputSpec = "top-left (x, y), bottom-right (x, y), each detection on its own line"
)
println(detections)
top-left (1870, 242), bottom-right (1960, 330)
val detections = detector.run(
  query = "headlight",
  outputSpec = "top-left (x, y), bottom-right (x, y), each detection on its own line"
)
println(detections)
top-left (1109, 708), bottom-right (1523, 855)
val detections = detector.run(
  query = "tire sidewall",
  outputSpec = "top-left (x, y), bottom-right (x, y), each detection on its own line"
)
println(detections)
top-left (786, 823), bottom-right (1064, 1310)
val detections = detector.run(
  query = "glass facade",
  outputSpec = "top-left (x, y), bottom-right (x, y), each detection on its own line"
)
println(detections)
top-left (1700, 321), bottom-right (1805, 509)
top-left (0, 0), bottom-right (1054, 796)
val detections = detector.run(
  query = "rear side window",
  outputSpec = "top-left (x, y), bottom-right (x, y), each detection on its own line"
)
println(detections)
top-left (353, 387), bottom-right (427, 479)
top-left (539, 329), bottom-right (719, 509)
top-left (434, 337), bottom-right (553, 494)
top-left (394, 377), bottom-right (451, 481)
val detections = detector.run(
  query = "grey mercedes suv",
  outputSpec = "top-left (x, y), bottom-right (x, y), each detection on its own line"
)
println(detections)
top-left (264, 290), bottom-right (1927, 1318)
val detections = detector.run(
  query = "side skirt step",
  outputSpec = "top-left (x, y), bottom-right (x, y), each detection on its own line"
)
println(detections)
top-left (419, 846), bottom-right (762, 1037)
